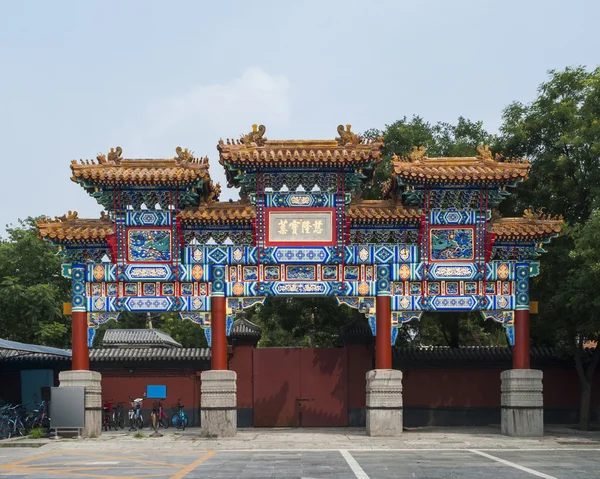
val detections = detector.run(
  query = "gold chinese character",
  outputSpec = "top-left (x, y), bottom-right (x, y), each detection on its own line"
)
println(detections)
top-left (313, 220), bottom-right (324, 234)
top-left (289, 220), bottom-right (300, 235)
top-left (301, 220), bottom-right (312, 234)
top-left (278, 219), bottom-right (288, 235)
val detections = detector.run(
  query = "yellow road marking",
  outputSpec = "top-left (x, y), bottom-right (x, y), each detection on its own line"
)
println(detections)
top-left (0, 450), bottom-right (63, 469)
top-left (65, 450), bottom-right (181, 467)
top-left (170, 450), bottom-right (216, 479)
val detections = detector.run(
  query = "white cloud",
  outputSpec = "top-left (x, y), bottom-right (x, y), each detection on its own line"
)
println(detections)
top-left (122, 67), bottom-right (291, 200)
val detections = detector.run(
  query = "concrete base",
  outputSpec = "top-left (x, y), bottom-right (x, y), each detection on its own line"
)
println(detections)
top-left (365, 369), bottom-right (403, 436)
top-left (58, 370), bottom-right (102, 438)
top-left (201, 370), bottom-right (237, 438)
top-left (501, 369), bottom-right (544, 437)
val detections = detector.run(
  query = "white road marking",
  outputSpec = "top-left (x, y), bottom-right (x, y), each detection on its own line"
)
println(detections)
top-left (469, 449), bottom-right (557, 478)
top-left (83, 461), bottom-right (120, 465)
top-left (340, 449), bottom-right (370, 479)
top-left (218, 447), bottom-right (599, 452)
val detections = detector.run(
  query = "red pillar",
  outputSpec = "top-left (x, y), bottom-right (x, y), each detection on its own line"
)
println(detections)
top-left (71, 311), bottom-right (89, 370)
top-left (513, 309), bottom-right (531, 369)
top-left (375, 295), bottom-right (392, 369)
top-left (211, 296), bottom-right (227, 370)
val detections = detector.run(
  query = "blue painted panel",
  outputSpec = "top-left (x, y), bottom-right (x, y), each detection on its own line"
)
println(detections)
top-left (146, 385), bottom-right (167, 399)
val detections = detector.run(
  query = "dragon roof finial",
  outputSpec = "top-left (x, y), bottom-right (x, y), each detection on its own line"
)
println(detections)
top-left (336, 124), bottom-right (361, 146)
top-left (476, 145), bottom-right (493, 160)
top-left (175, 146), bottom-right (193, 164)
top-left (106, 146), bottom-right (123, 164)
top-left (240, 124), bottom-right (267, 146)
top-left (407, 146), bottom-right (427, 162)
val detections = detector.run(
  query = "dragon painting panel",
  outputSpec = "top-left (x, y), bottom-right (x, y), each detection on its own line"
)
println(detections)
top-left (127, 228), bottom-right (172, 263)
top-left (429, 227), bottom-right (474, 262)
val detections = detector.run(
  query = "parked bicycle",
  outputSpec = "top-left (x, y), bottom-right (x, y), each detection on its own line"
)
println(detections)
top-left (102, 398), bottom-right (113, 431)
top-left (23, 401), bottom-right (49, 432)
top-left (171, 398), bottom-right (188, 430)
top-left (0, 404), bottom-right (27, 439)
top-left (128, 394), bottom-right (146, 431)
top-left (112, 401), bottom-right (126, 430)
top-left (150, 400), bottom-right (169, 429)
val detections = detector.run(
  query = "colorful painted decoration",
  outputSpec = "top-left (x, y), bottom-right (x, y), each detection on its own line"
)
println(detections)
top-left (430, 228), bottom-right (473, 261)
top-left (127, 229), bottom-right (172, 262)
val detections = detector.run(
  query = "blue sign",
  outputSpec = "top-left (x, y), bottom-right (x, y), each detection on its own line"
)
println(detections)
top-left (146, 385), bottom-right (167, 399)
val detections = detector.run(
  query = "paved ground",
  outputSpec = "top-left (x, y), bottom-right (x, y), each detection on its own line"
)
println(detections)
top-left (0, 427), bottom-right (599, 478)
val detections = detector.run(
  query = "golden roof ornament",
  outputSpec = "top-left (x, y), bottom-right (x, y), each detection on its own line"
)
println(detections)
top-left (336, 124), bottom-right (361, 146)
top-left (175, 146), bottom-right (193, 164)
top-left (476, 145), bottom-right (493, 160)
top-left (107, 146), bottom-right (123, 164)
top-left (407, 146), bottom-right (427, 162)
top-left (54, 210), bottom-right (78, 222)
top-left (240, 124), bottom-right (267, 146)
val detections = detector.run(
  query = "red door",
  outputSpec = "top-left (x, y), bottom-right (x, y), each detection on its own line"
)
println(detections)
top-left (253, 348), bottom-right (348, 427)
top-left (253, 348), bottom-right (301, 427)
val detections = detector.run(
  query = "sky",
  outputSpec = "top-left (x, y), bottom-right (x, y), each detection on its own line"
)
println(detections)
top-left (0, 0), bottom-right (598, 233)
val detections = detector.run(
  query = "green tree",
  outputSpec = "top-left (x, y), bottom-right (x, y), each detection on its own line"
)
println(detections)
top-left (247, 297), bottom-right (356, 348)
top-left (0, 218), bottom-right (70, 347)
top-left (498, 66), bottom-right (600, 430)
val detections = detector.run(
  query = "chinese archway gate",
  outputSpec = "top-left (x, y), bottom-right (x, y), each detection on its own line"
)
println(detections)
top-left (38, 124), bottom-right (562, 437)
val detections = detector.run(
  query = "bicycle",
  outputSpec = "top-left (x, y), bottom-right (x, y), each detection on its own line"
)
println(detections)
top-left (170, 398), bottom-right (188, 430)
top-left (128, 394), bottom-right (145, 431)
top-left (112, 402), bottom-right (125, 430)
top-left (102, 398), bottom-right (113, 431)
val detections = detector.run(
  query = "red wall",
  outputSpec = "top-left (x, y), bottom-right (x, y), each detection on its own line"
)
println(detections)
top-left (346, 345), bottom-right (373, 409)
top-left (229, 345), bottom-right (254, 408)
top-left (100, 369), bottom-right (200, 410)
top-left (403, 369), bottom-right (503, 408)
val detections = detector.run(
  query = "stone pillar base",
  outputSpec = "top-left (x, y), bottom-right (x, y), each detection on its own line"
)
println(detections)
top-left (58, 370), bottom-right (102, 438)
top-left (501, 369), bottom-right (543, 437)
top-left (201, 370), bottom-right (237, 438)
top-left (366, 369), bottom-right (403, 436)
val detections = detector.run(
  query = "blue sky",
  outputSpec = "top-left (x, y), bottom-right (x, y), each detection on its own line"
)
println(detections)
top-left (0, 0), bottom-right (598, 232)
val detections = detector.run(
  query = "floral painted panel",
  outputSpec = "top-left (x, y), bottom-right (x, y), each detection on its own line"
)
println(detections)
top-left (430, 228), bottom-right (474, 261)
top-left (127, 229), bottom-right (172, 262)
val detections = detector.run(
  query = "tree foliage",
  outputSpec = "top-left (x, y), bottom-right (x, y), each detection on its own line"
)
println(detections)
top-left (0, 218), bottom-right (70, 347)
top-left (498, 66), bottom-right (600, 429)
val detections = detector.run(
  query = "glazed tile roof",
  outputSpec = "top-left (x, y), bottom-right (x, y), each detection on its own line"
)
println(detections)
top-left (70, 147), bottom-right (211, 186)
top-left (179, 202), bottom-right (256, 223)
top-left (102, 329), bottom-right (182, 348)
top-left (347, 200), bottom-right (422, 223)
top-left (37, 213), bottom-right (112, 242)
top-left (230, 318), bottom-right (262, 338)
top-left (391, 146), bottom-right (530, 185)
top-left (179, 200), bottom-right (423, 224)
top-left (492, 211), bottom-right (563, 239)
top-left (218, 124), bottom-right (383, 166)
top-left (0, 348), bottom-right (210, 362)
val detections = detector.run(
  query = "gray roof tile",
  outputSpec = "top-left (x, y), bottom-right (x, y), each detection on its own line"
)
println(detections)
top-left (102, 329), bottom-right (182, 348)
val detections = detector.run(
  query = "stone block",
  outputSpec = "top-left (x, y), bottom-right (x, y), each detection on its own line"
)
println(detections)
top-left (58, 370), bottom-right (102, 438)
top-left (365, 369), bottom-right (403, 436)
top-left (501, 369), bottom-right (543, 437)
top-left (201, 370), bottom-right (237, 437)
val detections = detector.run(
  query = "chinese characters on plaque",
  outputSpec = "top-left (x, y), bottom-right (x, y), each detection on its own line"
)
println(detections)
top-left (267, 209), bottom-right (335, 245)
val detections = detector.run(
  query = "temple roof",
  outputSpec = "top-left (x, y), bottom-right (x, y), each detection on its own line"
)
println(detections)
top-left (178, 201), bottom-right (256, 223)
top-left (71, 147), bottom-right (212, 186)
top-left (37, 212), bottom-right (112, 242)
top-left (218, 124), bottom-right (383, 168)
top-left (391, 145), bottom-right (530, 186)
top-left (491, 210), bottom-right (563, 240)
top-left (346, 200), bottom-right (422, 223)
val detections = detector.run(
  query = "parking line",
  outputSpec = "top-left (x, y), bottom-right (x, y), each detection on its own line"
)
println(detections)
top-left (170, 450), bottom-right (216, 479)
top-left (340, 450), bottom-right (370, 479)
top-left (469, 449), bottom-right (557, 478)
